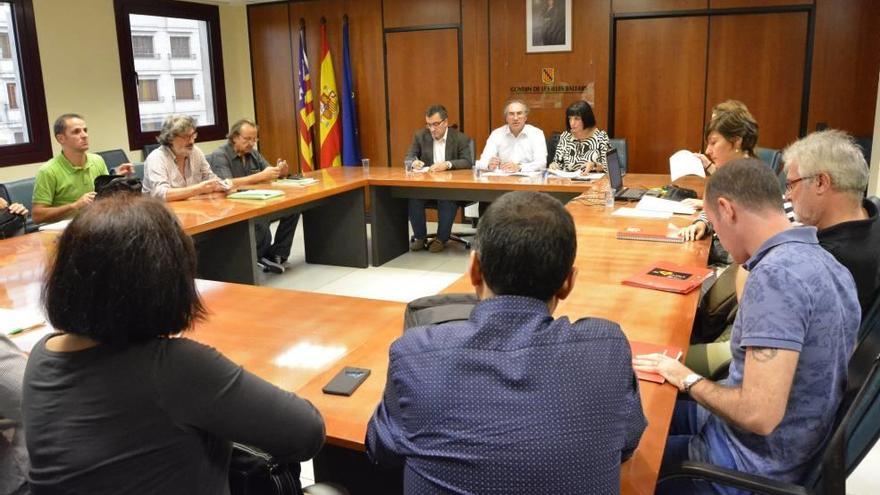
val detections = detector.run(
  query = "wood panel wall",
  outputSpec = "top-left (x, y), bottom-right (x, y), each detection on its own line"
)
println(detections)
top-left (705, 12), bottom-right (809, 150)
top-left (386, 29), bottom-right (461, 167)
top-left (248, 0), bottom-right (880, 171)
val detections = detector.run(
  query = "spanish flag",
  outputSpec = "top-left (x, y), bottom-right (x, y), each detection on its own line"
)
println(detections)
top-left (319, 19), bottom-right (341, 168)
top-left (296, 23), bottom-right (315, 172)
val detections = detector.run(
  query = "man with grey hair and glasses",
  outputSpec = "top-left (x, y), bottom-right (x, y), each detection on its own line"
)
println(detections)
top-left (475, 99), bottom-right (547, 173)
top-left (783, 129), bottom-right (879, 312)
top-left (207, 118), bottom-right (297, 273)
top-left (143, 115), bottom-right (227, 201)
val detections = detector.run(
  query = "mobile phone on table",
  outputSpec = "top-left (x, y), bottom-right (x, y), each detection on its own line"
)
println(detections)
top-left (322, 367), bottom-right (371, 396)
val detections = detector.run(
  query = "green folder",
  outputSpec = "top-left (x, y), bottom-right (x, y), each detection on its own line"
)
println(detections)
top-left (226, 189), bottom-right (285, 200)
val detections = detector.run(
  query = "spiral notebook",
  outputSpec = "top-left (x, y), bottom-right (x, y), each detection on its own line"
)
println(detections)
top-left (616, 226), bottom-right (684, 244)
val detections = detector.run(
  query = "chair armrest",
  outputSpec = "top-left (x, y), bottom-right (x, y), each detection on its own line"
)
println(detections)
top-left (659, 461), bottom-right (810, 495)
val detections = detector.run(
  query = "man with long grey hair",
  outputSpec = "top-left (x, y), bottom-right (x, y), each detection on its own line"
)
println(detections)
top-left (143, 115), bottom-right (225, 201)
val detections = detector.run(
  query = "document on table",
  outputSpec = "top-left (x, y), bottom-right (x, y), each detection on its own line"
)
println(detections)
top-left (481, 170), bottom-right (543, 177)
top-left (611, 207), bottom-right (673, 219)
top-left (274, 178), bottom-right (318, 187)
top-left (636, 196), bottom-right (696, 215)
top-left (669, 150), bottom-right (706, 182)
top-left (0, 307), bottom-right (46, 336)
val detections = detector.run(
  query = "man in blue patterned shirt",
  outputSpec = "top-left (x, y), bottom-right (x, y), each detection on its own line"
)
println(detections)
top-left (366, 190), bottom-right (646, 494)
top-left (635, 159), bottom-right (860, 494)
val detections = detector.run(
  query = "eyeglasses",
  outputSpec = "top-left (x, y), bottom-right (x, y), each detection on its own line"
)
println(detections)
top-left (239, 136), bottom-right (259, 143)
top-left (179, 131), bottom-right (198, 141)
top-left (785, 175), bottom-right (816, 192)
top-left (425, 119), bottom-right (447, 129)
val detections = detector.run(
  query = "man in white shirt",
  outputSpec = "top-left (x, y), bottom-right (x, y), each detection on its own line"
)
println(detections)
top-left (476, 100), bottom-right (547, 173)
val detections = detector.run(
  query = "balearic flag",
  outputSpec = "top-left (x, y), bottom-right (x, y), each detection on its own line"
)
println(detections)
top-left (341, 15), bottom-right (361, 166)
top-left (296, 22), bottom-right (315, 172)
top-left (319, 18), bottom-right (342, 168)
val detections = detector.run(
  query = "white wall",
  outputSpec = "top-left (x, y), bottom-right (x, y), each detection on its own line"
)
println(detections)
top-left (0, 0), bottom-right (254, 182)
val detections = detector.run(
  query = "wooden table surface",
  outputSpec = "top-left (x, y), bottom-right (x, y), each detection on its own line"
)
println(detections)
top-left (1, 172), bottom-right (709, 494)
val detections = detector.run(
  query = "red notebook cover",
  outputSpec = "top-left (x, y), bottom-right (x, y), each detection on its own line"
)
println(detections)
top-left (616, 226), bottom-right (684, 244)
top-left (622, 261), bottom-right (714, 294)
top-left (630, 341), bottom-right (684, 384)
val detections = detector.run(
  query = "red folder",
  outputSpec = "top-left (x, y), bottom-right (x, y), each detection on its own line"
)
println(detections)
top-left (622, 261), bottom-right (714, 294)
top-left (630, 340), bottom-right (684, 384)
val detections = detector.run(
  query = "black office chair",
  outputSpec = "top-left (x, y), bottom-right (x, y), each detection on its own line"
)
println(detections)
top-left (546, 131), bottom-right (562, 165)
top-left (423, 138), bottom-right (478, 249)
top-left (657, 293), bottom-right (880, 494)
top-left (143, 143), bottom-right (160, 160)
top-left (609, 137), bottom-right (628, 174)
top-left (4, 177), bottom-right (38, 233)
top-left (96, 149), bottom-right (131, 173)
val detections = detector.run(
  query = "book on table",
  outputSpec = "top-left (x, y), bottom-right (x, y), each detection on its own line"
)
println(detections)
top-left (226, 189), bottom-right (285, 200)
top-left (629, 340), bottom-right (684, 384)
top-left (616, 225), bottom-right (683, 244)
top-left (622, 261), bottom-right (714, 294)
top-left (274, 177), bottom-right (318, 187)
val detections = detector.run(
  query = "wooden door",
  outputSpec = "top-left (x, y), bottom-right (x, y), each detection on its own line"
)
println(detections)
top-left (385, 29), bottom-right (461, 168)
top-left (614, 17), bottom-right (709, 174)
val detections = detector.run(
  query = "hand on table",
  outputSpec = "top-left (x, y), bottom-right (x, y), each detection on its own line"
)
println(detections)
top-left (632, 353), bottom-right (693, 391)
top-left (678, 221), bottom-right (707, 241)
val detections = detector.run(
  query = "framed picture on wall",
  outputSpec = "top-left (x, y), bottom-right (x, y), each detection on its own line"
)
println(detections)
top-left (527, 0), bottom-right (572, 53)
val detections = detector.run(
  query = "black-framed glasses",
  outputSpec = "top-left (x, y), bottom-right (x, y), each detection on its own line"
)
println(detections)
top-left (425, 119), bottom-right (447, 129)
top-left (785, 175), bottom-right (816, 192)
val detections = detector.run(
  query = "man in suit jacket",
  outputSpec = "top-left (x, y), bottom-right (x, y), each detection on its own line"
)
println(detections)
top-left (406, 104), bottom-right (473, 253)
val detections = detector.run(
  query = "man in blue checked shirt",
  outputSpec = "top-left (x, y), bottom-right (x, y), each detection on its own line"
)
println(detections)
top-left (366, 190), bottom-right (646, 494)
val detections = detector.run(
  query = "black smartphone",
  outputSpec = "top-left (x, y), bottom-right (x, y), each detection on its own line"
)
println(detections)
top-left (322, 367), bottom-right (371, 396)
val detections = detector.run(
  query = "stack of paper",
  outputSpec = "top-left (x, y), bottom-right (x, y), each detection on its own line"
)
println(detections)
top-left (39, 219), bottom-right (72, 231)
top-left (275, 177), bottom-right (318, 187)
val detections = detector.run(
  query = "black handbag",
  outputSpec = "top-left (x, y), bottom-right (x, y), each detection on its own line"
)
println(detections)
top-left (94, 174), bottom-right (143, 198)
top-left (229, 443), bottom-right (304, 495)
top-left (0, 184), bottom-right (25, 239)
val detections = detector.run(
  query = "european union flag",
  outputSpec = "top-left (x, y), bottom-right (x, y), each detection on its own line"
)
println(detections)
top-left (341, 15), bottom-right (361, 166)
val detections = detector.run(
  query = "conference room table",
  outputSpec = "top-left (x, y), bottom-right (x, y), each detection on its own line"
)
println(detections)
top-left (1, 171), bottom-right (709, 494)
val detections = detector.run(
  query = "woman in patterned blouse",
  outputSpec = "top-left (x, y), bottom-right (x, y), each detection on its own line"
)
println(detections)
top-left (548, 100), bottom-right (610, 173)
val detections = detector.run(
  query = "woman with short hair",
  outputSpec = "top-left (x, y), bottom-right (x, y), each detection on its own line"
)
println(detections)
top-left (23, 195), bottom-right (324, 494)
top-left (548, 100), bottom-right (610, 173)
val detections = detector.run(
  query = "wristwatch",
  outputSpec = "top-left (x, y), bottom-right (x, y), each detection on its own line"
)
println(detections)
top-left (682, 373), bottom-right (705, 393)
top-left (446, 161), bottom-right (453, 170)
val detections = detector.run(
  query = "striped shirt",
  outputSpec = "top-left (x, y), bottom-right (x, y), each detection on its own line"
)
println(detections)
top-left (549, 129), bottom-right (610, 173)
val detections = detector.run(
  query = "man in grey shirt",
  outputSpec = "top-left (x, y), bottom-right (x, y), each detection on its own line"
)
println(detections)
top-left (207, 119), bottom-right (298, 274)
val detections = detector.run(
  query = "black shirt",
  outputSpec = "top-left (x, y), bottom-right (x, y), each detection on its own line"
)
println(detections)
top-left (817, 199), bottom-right (880, 314)
top-left (23, 336), bottom-right (324, 494)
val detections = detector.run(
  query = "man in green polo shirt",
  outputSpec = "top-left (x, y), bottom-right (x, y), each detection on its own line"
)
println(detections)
top-left (32, 114), bottom-right (133, 224)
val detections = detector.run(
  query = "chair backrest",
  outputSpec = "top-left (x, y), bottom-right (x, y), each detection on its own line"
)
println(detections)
top-left (4, 177), bottom-right (34, 213)
top-left (132, 163), bottom-right (145, 180)
top-left (3, 177), bottom-right (36, 232)
top-left (143, 143), bottom-right (160, 160)
top-left (609, 137), bottom-right (628, 174)
top-left (546, 132), bottom-right (561, 165)
top-left (806, 292), bottom-right (880, 492)
top-left (96, 149), bottom-right (130, 170)
top-left (755, 147), bottom-right (783, 174)
top-left (867, 196), bottom-right (880, 213)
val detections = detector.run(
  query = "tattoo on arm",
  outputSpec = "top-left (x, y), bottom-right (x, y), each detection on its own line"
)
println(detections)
top-left (750, 347), bottom-right (779, 362)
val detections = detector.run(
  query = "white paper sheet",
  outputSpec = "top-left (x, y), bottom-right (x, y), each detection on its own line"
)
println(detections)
top-left (611, 207), bottom-right (672, 219)
top-left (669, 150), bottom-right (706, 182)
top-left (635, 195), bottom-right (696, 215)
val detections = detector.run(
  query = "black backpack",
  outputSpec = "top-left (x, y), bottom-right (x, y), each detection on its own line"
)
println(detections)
top-left (94, 174), bottom-right (143, 198)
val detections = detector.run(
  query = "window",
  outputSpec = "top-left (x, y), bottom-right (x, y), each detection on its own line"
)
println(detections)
top-left (0, 0), bottom-right (50, 166)
top-left (0, 32), bottom-right (9, 58)
top-left (114, 0), bottom-right (227, 149)
top-left (131, 35), bottom-right (154, 58)
top-left (137, 79), bottom-right (159, 102)
top-left (174, 78), bottom-right (194, 100)
top-left (6, 82), bottom-right (16, 109)
top-left (170, 36), bottom-right (191, 58)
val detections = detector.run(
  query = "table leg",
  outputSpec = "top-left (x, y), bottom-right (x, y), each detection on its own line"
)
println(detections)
top-left (370, 185), bottom-right (409, 266)
top-left (303, 188), bottom-right (369, 268)
top-left (193, 219), bottom-right (258, 285)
